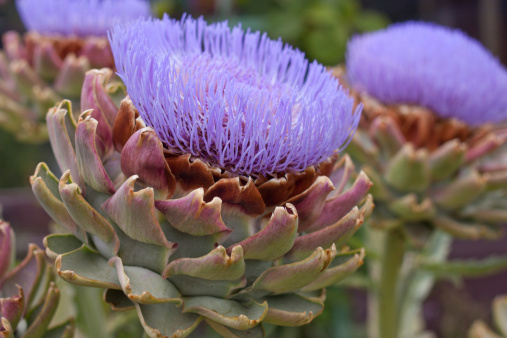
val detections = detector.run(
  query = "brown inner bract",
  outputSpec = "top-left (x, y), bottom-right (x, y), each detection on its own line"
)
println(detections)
top-left (24, 31), bottom-right (114, 69)
top-left (25, 32), bottom-right (83, 62)
top-left (330, 66), bottom-right (493, 151)
top-left (114, 97), bottom-right (339, 213)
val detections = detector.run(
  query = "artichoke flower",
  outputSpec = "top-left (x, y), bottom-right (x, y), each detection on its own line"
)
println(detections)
top-left (0, 0), bottom-right (150, 143)
top-left (0, 220), bottom-right (74, 338)
top-left (30, 16), bottom-right (373, 337)
top-left (340, 21), bottom-right (507, 242)
top-left (336, 21), bottom-right (507, 338)
top-left (469, 295), bottom-right (507, 338)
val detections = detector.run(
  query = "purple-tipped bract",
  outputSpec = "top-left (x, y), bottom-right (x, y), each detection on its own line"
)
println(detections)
top-left (109, 15), bottom-right (361, 177)
top-left (346, 21), bottom-right (507, 126)
top-left (16, 0), bottom-right (151, 37)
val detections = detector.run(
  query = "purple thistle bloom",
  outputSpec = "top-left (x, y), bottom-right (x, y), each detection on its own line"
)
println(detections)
top-left (109, 15), bottom-right (361, 177)
top-left (16, 0), bottom-right (151, 37)
top-left (346, 21), bottom-right (507, 126)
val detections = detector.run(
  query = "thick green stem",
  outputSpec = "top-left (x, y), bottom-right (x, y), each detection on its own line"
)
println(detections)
top-left (398, 230), bottom-right (452, 337)
top-left (378, 229), bottom-right (405, 338)
top-left (74, 286), bottom-right (107, 337)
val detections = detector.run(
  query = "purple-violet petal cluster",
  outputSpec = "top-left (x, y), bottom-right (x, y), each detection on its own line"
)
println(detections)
top-left (109, 15), bottom-right (361, 177)
top-left (16, 0), bottom-right (151, 37)
top-left (346, 21), bottom-right (507, 126)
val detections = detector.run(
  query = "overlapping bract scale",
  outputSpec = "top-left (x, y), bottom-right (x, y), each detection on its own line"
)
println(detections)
top-left (31, 69), bottom-right (373, 337)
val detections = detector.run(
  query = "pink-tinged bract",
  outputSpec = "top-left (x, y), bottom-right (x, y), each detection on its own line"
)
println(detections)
top-left (16, 0), bottom-right (151, 37)
top-left (346, 21), bottom-right (507, 126)
top-left (109, 15), bottom-right (361, 177)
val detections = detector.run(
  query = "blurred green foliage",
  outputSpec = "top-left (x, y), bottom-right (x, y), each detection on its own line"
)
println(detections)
top-left (246, 0), bottom-right (389, 65)
top-left (153, 0), bottom-right (389, 65)
top-left (0, 129), bottom-right (54, 188)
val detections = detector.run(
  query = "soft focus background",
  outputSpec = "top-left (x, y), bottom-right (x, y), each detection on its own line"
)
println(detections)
top-left (0, 1), bottom-right (506, 337)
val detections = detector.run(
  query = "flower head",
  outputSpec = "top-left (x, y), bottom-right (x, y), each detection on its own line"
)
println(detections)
top-left (346, 21), bottom-right (507, 126)
top-left (16, 0), bottom-right (151, 37)
top-left (109, 15), bottom-right (361, 177)
top-left (31, 69), bottom-right (372, 337)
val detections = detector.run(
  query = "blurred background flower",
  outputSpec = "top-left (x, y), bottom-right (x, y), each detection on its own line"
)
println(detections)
top-left (346, 21), bottom-right (507, 125)
top-left (16, 0), bottom-right (150, 36)
top-left (342, 18), bottom-right (507, 338)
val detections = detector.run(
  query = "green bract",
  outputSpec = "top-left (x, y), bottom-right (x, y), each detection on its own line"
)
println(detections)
top-left (31, 69), bottom-right (373, 337)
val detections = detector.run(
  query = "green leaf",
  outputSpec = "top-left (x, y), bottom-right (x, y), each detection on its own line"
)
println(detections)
top-left (398, 230), bottom-right (452, 337)
top-left (432, 215), bottom-right (501, 240)
top-left (421, 254), bottom-right (507, 278)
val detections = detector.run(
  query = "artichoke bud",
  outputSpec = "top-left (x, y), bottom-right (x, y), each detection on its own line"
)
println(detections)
top-left (344, 96), bottom-right (507, 241)
top-left (340, 22), bottom-right (507, 243)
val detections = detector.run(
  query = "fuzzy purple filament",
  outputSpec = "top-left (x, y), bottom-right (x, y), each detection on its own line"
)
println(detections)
top-left (346, 21), bottom-right (507, 126)
top-left (109, 15), bottom-right (361, 177)
top-left (16, 0), bottom-right (151, 37)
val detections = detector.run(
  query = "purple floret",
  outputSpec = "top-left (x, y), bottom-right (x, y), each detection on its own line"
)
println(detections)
top-left (16, 0), bottom-right (151, 37)
top-left (109, 15), bottom-right (361, 177)
top-left (346, 21), bottom-right (507, 126)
